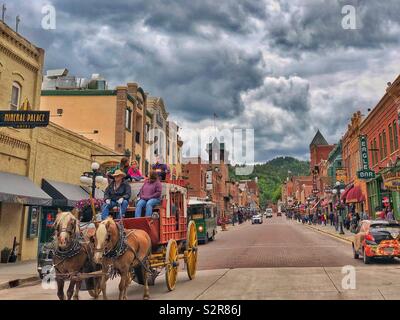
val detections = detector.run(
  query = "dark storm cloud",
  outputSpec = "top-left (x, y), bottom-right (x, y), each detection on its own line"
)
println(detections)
top-left (4, 0), bottom-right (400, 162)
top-left (14, 0), bottom-right (266, 121)
top-left (265, 0), bottom-right (400, 54)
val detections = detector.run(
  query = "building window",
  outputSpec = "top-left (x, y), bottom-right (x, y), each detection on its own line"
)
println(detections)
top-left (125, 108), bottom-right (132, 131)
top-left (10, 82), bottom-right (21, 110)
top-left (135, 131), bottom-right (140, 144)
top-left (382, 130), bottom-right (388, 158)
top-left (370, 141), bottom-right (375, 165)
top-left (145, 160), bottom-right (149, 177)
top-left (394, 120), bottom-right (399, 150)
top-left (389, 124), bottom-right (394, 154)
top-left (156, 113), bottom-right (163, 127)
top-left (379, 133), bottom-right (383, 161)
top-left (373, 138), bottom-right (378, 165)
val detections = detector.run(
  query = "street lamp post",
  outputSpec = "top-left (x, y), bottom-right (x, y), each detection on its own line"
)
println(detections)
top-left (332, 181), bottom-right (345, 234)
top-left (80, 162), bottom-right (107, 219)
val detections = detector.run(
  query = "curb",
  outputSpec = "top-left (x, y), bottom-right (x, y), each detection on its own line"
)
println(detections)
top-left (0, 275), bottom-right (39, 291)
top-left (304, 224), bottom-right (352, 244)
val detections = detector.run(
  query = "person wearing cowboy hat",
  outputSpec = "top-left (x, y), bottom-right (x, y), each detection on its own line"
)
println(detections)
top-left (101, 169), bottom-right (132, 220)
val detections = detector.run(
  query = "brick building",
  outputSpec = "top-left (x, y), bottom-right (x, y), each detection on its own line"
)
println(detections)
top-left (310, 130), bottom-right (335, 172)
top-left (360, 75), bottom-right (400, 219)
top-left (182, 157), bottom-right (208, 199)
top-left (341, 111), bottom-right (369, 213)
top-left (0, 21), bottom-right (119, 260)
top-left (41, 72), bottom-right (148, 171)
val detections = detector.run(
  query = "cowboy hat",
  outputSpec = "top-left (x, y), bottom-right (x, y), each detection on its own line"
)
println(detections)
top-left (112, 169), bottom-right (126, 177)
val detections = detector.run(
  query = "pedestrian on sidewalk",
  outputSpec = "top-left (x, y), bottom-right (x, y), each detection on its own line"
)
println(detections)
top-left (386, 207), bottom-right (394, 221)
top-left (361, 211), bottom-right (369, 221)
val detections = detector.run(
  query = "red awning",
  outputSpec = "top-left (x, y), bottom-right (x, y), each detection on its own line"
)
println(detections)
top-left (340, 184), bottom-right (354, 201)
top-left (345, 185), bottom-right (366, 203)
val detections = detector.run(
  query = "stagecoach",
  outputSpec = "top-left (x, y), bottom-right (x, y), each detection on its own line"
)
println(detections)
top-left (45, 179), bottom-right (198, 299)
top-left (101, 179), bottom-right (198, 292)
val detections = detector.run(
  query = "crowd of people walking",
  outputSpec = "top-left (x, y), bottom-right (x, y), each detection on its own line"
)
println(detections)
top-left (284, 204), bottom-right (396, 234)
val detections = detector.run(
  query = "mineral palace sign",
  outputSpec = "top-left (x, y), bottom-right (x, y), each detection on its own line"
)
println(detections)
top-left (0, 100), bottom-right (49, 129)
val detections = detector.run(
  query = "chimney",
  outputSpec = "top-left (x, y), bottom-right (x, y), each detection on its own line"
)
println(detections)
top-left (127, 83), bottom-right (138, 96)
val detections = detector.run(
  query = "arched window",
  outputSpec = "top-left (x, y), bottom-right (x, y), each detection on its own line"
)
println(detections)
top-left (10, 82), bottom-right (21, 110)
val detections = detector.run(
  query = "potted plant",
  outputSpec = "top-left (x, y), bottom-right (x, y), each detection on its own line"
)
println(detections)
top-left (1, 247), bottom-right (11, 264)
top-left (75, 198), bottom-right (104, 222)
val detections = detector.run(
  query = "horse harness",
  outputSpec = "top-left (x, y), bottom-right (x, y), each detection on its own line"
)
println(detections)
top-left (101, 222), bottom-right (151, 274)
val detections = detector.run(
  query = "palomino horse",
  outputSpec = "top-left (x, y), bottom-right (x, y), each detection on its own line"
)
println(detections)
top-left (53, 211), bottom-right (95, 300)
top-left (94, 217), bottom-right (152, 300)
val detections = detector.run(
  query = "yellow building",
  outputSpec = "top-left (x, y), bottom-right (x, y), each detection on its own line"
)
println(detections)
top-left (0, 21), bottom-right (119, 261)
top-left (41, 75), bottom-right (148, 171)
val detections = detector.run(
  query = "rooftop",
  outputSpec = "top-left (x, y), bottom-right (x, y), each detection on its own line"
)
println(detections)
top-left (310, 130), bottom-right (329, 147)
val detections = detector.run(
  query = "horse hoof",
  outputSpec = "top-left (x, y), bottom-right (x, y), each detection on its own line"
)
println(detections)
top-left (143, 295), bottom-right (150, 300)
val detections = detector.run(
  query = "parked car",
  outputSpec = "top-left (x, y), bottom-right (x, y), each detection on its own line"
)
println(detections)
top-left (265, 208), bottom-right (273, 217)
top-left (352, 220), bottom-right (400, 264)
top-left (265, 211), bottom-right (273, 218)
top-left (252, 214), bottom-right (263, 224)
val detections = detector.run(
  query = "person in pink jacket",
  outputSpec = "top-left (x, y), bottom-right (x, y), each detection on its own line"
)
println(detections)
top-left (127, 160), bottom-right (144, 181)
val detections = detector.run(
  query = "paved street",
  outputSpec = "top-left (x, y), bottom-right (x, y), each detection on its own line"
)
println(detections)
top-left (198, 216), bottom-right (386, 269)
top-left (1, 216), bottom-right (399, 300)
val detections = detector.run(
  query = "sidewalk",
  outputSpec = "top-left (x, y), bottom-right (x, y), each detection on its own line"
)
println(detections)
top-left (295, 219), bottom-right (354, 243)
top-left (0, 260), bottom-right (38, 290)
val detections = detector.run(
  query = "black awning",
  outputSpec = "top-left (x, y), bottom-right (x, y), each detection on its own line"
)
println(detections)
top-left (0, 172), bottom-right (52, 206)
top-left (41, 179), bottom-right (92, 207)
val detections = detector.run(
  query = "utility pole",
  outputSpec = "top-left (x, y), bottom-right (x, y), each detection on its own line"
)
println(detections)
top-left (16, 15), bottom-right (20, 33)
top-left (1, 4), bottom-right (6, 22)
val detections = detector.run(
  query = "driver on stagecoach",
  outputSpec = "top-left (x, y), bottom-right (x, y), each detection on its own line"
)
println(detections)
top-left (101, 169), bottom-right (131, 220)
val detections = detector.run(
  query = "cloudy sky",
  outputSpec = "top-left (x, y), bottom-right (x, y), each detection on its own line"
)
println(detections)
top-left (5, 0), bottom-right (400, 162)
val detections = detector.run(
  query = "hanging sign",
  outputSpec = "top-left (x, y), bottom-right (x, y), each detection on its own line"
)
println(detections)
top-left (357, 135), bottom-right (376, 179)
top-left (383, 170), bottom-right (400, 191)
top-left (0, 99), bottom-right (49, 128)
top-left (335, 168), bottom-right (347, 183)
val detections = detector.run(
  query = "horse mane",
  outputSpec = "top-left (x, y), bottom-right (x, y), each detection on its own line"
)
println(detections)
top-left (54, 211), bottom-right (80, 234)
top-left (96, 217), bottom-right (116, 246)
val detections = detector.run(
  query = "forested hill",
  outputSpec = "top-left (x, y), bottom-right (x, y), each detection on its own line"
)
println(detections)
top-left (229, 156), bottom-right (310, 207)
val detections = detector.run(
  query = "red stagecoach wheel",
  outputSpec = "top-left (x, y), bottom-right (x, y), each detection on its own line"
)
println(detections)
top-left (165, 239), bottom-right (179, 291)
top-left (186, 220), bottom-right (198, 280)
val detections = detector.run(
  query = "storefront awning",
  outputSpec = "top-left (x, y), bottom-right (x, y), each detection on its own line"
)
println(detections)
top-left (345, 185), bottom-right (366, 203)
top-left (340, 183), bottom-right (354, 201)
top-left (0, 172), bottom-right (52, 206)
top-left (42, 179), bottom-right (104, 207)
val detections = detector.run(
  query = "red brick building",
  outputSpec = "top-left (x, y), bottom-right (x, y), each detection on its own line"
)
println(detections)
top-left (341, 111), bottom-right (369, 213)
top-left (183, 157), bottom-right (208, 199)
top-left (310, 130), bottom-right (335, 172)
top-left (360, 75), bottom-right (400, 218)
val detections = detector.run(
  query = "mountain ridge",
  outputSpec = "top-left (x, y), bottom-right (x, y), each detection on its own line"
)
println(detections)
top-left (229, 156), bottom-right (310, 207)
